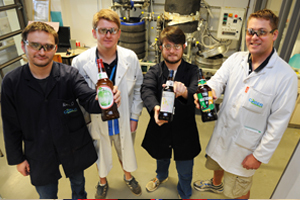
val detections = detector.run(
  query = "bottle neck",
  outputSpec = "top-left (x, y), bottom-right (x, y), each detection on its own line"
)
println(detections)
top-left (97, 59), bottom-right (108, 79)
top-left (198, 78), bottom-right (207, 85)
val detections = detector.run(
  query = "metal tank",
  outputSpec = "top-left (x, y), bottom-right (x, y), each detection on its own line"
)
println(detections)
top-left (119, 17), bottom-right (146, 59)
top-left (164, 0), bottom-right (201, 33)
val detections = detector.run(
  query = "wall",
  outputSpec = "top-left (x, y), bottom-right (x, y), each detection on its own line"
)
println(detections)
top-left (272, 140), bottom-right (300, 198)
top-left (24, 0), bottom-right (254, 52)
top-left (22, 0), bottom-right (300, 60)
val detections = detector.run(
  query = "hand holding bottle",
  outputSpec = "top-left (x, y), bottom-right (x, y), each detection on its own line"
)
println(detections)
top-left (194, 89), bottom-right (217, 109)
top-left (162, 81), bottom-right (187, 98)
top-left (174, 81), bottom-right (188, 98)
top-left (95, 85), bottom-right (121, 107)
top-left (195, 68), bottom-right (218, 122)
top-left (154, 105), bottom-right (168, 126)
top-left (112, 86), bottom-right (121, 108)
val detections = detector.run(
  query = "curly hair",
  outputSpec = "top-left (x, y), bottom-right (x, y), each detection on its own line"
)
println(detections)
top-left (159, 26), bottom-right (186, 46)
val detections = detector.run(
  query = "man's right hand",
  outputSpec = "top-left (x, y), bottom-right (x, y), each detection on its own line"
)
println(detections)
top-left (154, 105), bottom-right (168, 126)
top-left (17, 160), bottom-right (30, 176)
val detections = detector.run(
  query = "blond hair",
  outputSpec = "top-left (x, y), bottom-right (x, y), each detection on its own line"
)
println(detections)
top-left (92, 9), bottom-right (120, 29)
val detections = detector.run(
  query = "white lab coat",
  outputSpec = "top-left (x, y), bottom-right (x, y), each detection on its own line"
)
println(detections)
top-left (206, 51), bottom-right (298, 177)
top-left (72, 46), bottom-right (143, 177)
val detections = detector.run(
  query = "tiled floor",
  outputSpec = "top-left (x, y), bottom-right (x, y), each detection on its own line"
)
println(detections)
top-left (0, 107), bottom-right (299, 199)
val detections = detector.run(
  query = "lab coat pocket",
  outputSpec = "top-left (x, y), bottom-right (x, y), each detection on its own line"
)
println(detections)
top-left (126, 78), bottom-right (137, 94)
top-left (235, 126), bottom-right (262, 151)
top-left (242, 87), bottom-right (272, 114)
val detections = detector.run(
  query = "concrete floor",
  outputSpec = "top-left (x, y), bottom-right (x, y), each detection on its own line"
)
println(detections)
top-left (0, 107), bottom-right (299, 199)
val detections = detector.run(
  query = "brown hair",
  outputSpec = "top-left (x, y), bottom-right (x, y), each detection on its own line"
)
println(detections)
top-left (248, 9), bottom-right (279, 30)
top-left (92, 9), bottom-right (121, 30)
top-left (159, 26), bottom-right (186, 46)
top-left (21, 22), bottom-right (58, 44)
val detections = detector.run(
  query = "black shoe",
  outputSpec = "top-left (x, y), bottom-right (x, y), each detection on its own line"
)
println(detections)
top-left (124, 176), bottom-right (142, 196)
top-left (95, 181), bottom-right (108, 199)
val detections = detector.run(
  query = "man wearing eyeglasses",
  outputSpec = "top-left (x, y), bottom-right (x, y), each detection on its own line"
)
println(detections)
top-left (1, 22), bottom-right (121, 199)
top-left (141, 26), bottom-right (201, 199)
top-left (72, 9), bottom-right (143, 198)
top-left (193, 9), bottom-right (298, 199)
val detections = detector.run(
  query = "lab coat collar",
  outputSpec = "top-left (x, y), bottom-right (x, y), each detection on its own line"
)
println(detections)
top-left (83, 47), bottom-right (98, 86)
top-left (115, 46), bottom-right (129, 86)
top-left (242, 50), bottom-right (278, 80)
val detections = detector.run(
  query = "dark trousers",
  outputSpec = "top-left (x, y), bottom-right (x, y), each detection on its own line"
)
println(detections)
top-left (156, 158), bottom-right (194, 199)
top-left (35, 170), bottom-right (87, 199)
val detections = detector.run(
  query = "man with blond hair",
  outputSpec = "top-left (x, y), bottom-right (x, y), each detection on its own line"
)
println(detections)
top-left (72, 9), bottom-right (143, 198)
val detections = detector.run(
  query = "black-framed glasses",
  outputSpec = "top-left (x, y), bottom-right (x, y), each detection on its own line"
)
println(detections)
top-left (24, 40), bottom-right (56, 51)
top-left (96, 27), bottom-right (119, 35)
top-left (162, 44), bottom-right (182, 50)
top-left (246, 28), bottom-right (277, 37)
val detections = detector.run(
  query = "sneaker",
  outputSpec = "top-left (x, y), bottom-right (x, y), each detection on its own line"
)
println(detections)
top-left (95, 181), bottom-right (108, 199)
top-left (193, 178), bottom-right (224, 193)
top-left (124, 176), bottom-right (142, 196)
top-left (146, 177), bottom-right (169, 192)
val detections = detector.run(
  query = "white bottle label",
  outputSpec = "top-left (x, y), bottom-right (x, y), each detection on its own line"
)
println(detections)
top-left (166, 80), bottom-right (174, 87)
top-left (97, 85), bottom-right (114, 109)
top-left (160, 91), bottom-right (175, 113)
top-left (98, 72), bottom-right (108, 80)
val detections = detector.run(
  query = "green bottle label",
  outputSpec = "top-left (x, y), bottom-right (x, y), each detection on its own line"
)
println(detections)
top-left (197, 92), bottom-right (215, 112)
top-left (97, 86), bottom-right (113, 109)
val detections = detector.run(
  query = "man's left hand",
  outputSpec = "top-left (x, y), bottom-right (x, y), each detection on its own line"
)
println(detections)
top-left (242, 154), bottom-right (262, 170)
top-left (130, 120), bottom-right (138, 132)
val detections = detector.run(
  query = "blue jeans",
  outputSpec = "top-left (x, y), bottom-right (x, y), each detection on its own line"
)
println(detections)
top-left (35, 170), bottom-right (87, 199)
top-left (156, 159), bottom-right (194, 199)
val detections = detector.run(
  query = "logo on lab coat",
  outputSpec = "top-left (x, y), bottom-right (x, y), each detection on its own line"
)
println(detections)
top-left (249, 98), bottom-right (263, 108)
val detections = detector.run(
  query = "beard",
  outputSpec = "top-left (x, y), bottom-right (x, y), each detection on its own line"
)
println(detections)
top-left (164, 58), bottom-right (181, 64)
top-left (163, 56), bottom-right (182, 64)
top-left (162, 51), bottom-right (183, 64)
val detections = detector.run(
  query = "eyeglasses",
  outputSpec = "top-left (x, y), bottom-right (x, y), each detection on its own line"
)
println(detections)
top-left (24, 40), bottom-right (56, 51)
top-left (162, 44), bottom-right (182, 50)
top-left (246, 28), bottom-right (277, 37)
top-left (96, 27), bottom-right (119, 35)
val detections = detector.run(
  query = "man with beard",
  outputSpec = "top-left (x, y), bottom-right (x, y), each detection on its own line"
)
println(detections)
top-left (1, 22), bottom-right (120, 199)
top-left (141, 26), bottom-right (201, 199)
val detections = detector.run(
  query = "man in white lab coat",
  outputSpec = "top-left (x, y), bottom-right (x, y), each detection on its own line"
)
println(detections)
top-left (193, 9), bottom-right (298, 199)
top-left (72, 9), bottom-right (143, 199)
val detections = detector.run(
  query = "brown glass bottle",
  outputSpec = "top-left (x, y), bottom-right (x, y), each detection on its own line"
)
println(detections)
top-left (159, 70), bottom-right (175, 122)
top-left (196, 68), bottom-right (218, 122)
top-left (96, 58), bottom-right (120, 121)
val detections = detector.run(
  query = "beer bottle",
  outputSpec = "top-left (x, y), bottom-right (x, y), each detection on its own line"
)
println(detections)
top-left (96, 58), bottom-right (120, 121)
top-left (196, 68), bottom-right (218, 122)
top-left (159, 70), bottom-right (175, 122)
